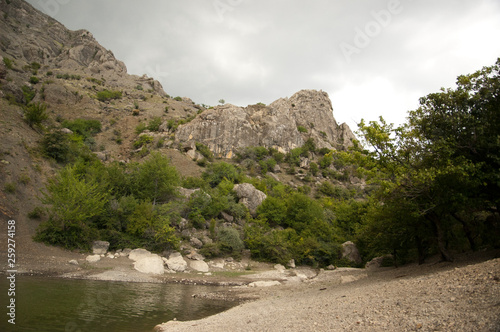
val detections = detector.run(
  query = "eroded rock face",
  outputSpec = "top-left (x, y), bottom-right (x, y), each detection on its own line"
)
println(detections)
top-left (174, 90), bottom-right (355, 158)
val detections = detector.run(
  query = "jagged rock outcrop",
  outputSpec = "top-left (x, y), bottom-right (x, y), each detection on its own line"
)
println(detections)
top-left (174, 90), bottom-right (355, 158)
top-left (0, 0), bottom-right (166, 95)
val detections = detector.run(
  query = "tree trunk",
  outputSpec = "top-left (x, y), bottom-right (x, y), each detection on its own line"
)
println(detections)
top-left (415, 235), bottom-right (426, 265)
top-left (427, 213), bottom-right (454, 262)
top-left (451, 212), bottom-right (477, 251)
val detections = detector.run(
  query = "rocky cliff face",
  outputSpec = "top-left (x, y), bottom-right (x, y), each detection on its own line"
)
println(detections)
top-left (174, 90), bottom-right (355, 158)
top-left (0, 0), bottom-right (165, 95)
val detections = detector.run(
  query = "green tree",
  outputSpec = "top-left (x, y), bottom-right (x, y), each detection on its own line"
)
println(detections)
top-left (202, 161), bottom-right (241, 187)
top-left (24, 102), bottom-right (48, 128)
top-left (130, 152), bottom-right (180, 205)
top-left (356, 58), bottom-right (500, 262)
top-left (36, 166), bottom-right (109, 249)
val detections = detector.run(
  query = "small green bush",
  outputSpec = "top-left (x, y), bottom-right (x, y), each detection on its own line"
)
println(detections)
top-left (195, 142), bottom-right (214, 161)
top-left (202, 162), bottom-right (241, 187)
top-left (24, 102), bottom-right (48, 128)
top-left (29, 76), bottom-right (40, 84)
top-left (133, 135), bottom-right (153, 149)
top-left (135, 122), bottom-right (147, 135)
top-left (174, 96), bottom-right (183, 102)
top-left (22, 85), bottom-right (36, 104)
top-left (3, 57), bottom-right (14, 69)
top-left (147, 117), bottom-right (162, 132)
top-left (297, 125), bottom-right (308, 133)
top-left (96, 89), bottom-right (122, 102)
top-left (62, 119), bottom-right (101, 138)
top-left (28, 206), bottom-right (44, 219)
top-left (4, 183), bottom-right (16, 193)
top-left (218, 226), bottom-right (245, 256)
top-left (41, 131), bottom-right (70, 162)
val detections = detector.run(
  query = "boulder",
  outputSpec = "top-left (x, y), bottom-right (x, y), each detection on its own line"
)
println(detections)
top-left (233, 183), bottom-right (267, 215)
top-left (92, 241), bottom-right (110, 255)
top-left (69, 260), bottom-right (79, 265)
top-left (248, 281), bottom-right (281, 287)
top-left (366, 255), bottom-right (393, 269)
top-left (341, 241), bottom-right (362, 265)
top-left (190, 237), bottom-right (203, 249)
top-left (86, 255), bottom-right (101, 263)
top-left (221, 211), bottom-right (234, 223)
top-left (165, 252), bottom-right (187, 272)
top-left (188, 260), bottom-right (209, 272)
top-left (186, 251), bottom-right (205, 261)
top-left (129, 248), bottom-right (152, 261)
top-left (133, 255), bottom-right (165, 275)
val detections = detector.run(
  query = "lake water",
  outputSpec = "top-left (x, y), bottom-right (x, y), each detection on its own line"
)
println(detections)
top-left (0, 275), bottom-right (238, 332)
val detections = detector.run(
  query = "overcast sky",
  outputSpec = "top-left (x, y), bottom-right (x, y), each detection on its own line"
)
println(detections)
top-left (26, 0), bottom-right (500, 129)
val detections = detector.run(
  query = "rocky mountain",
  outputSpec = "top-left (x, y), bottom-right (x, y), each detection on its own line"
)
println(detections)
top-left (0, 0), bottom-right (358, 219)
top-left (0, 0), bottom-right (367, 278)
top-left (175, 90), bottom-right (355, 159)
top-left (0, 0), bottom-right (354, 164)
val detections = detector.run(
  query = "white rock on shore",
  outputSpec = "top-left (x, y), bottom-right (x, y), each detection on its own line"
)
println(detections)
top-left (86, 255), bottom-right (101, 263)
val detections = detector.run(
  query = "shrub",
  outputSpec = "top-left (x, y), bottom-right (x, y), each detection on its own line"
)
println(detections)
top-left (133, 135), bottom-right (153, 149)
top-left (135, 122), bottom-right (147, 135)
top-left (22, 85), bottom-right (36, 104)
top-left (195, 142), bottom-right (214, 161)
top-left (218, 227), bottom-right (244, 256)
top-left (319, 152), bottom-right (333, 169)
top-left (147, 117), bottom-right (162, 132)
top-left (28, 207), bottom-right (44, 219)
top-left (297, 125), bottom-right (308, 133)
top-left (24, 102), bottom-right (48, 128)
top-left (318, 181), bottom-right (350, 199)
top-left (202, 162), bottom-right (241, 187)
top-left (62, 118), bottom-right (102, 138)
top-left (174, 96), bottom-right (183, 101)
top-left (4, 183), bottom-right (16, 193)
top-left (41, 131), bottom-right (70, 162)
top-left (29, 76), bottom-right (40, 84)
top-left (129, 152), bottom-right (180, 204)
top-left (310, 162), bottom-right (319, 176)
top-left (286, 147), bottom-right (302, 166)
top-left (35, 166), bottom-right (108, 250)
top-left (3, 57), bottom-right (13, 69)
top-left (96, 89), bottom-right (122, 102)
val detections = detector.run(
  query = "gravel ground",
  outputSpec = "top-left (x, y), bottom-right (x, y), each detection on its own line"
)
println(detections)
top-left (156, 254), bottom-right (500, 332)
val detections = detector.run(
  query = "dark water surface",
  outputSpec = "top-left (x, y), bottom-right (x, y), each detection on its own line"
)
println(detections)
top-left (0, 275), bottom-right (237, 332)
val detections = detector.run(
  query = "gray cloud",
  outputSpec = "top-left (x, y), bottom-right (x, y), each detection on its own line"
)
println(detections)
top-left (27, 0), bottom-right (500, 128)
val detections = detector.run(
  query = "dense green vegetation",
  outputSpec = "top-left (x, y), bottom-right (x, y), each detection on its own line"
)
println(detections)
top-left (34, 59), bottom-right (500, 267)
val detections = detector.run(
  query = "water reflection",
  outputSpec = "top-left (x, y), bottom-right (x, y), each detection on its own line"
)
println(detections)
top-left (0, 276), bottom-right (236, 332)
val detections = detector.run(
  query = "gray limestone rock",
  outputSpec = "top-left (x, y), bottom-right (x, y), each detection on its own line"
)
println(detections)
top-left (233, 183), bottom-right (267, 215)
top-left (92, 241), bottom-right (110, 255)
top-left (341, 241), bottom-right (362, 265)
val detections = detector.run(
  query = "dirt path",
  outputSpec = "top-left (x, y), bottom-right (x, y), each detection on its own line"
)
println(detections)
top-left (156, 252), bottom-right (500, 332)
